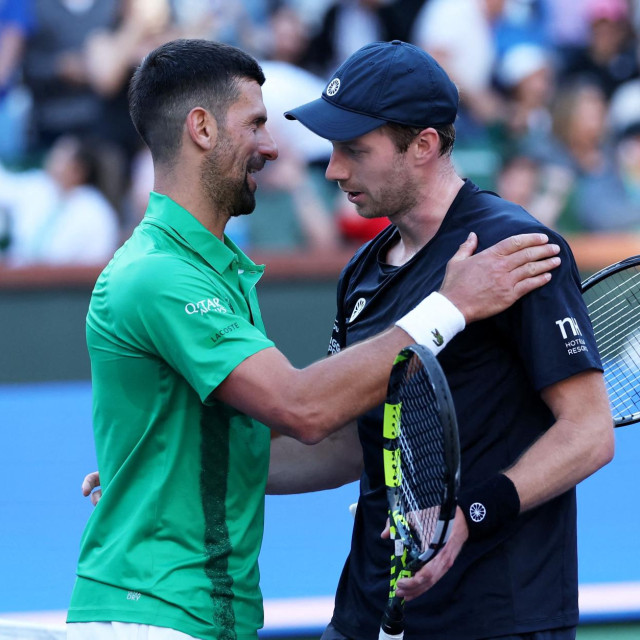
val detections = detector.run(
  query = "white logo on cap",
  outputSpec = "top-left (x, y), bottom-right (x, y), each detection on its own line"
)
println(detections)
top-left (327, 78), bottom-right (341, 96)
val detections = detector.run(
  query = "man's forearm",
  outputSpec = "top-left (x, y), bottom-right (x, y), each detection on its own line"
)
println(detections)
top-left (267, 422), bottom-right (363, 494)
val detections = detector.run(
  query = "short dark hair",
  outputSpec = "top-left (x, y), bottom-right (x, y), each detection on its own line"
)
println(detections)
top-left (128, 39), bottom-right (266, 164)
top-left (384, 122), bottom-right (456, 157)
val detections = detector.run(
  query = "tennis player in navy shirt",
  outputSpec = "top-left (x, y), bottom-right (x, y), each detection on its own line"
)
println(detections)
top-left (280, 41), bottom-right (614, 640)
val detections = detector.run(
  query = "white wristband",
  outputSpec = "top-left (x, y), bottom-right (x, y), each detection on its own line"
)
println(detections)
top-left (395, 292), bottom-right (465, 354)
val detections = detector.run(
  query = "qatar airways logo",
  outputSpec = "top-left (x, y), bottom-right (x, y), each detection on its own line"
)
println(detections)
top-left (185, 297), bottom-right (229, 316)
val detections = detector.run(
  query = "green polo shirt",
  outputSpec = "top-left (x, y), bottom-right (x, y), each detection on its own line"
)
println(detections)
top-left (67, 193), bottom-right (275, 640)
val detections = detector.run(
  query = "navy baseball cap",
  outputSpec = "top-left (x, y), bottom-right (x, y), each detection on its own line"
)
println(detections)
top-left (284, 40), bottom-right (459, 141)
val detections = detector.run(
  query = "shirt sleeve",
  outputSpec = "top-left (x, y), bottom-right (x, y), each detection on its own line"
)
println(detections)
top-left (496, 232), bottom-right (602, 391)
top-left (111, 255), bottom-right (275, 403)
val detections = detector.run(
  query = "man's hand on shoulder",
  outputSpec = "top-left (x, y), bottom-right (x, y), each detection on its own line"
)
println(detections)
top-left (440, 232), bottom-right (561, 323)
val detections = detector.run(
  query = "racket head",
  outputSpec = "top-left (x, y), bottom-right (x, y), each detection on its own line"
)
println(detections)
top-left (582, 255), bottom-right (640, 427)
top-left (383, 344), bottom-right (461, 571)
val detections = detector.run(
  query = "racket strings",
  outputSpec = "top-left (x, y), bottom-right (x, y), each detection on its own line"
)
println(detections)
top-left (396, 361), bottom-right (446, 551)
top-left (584, 267), bottom-right (640, 422)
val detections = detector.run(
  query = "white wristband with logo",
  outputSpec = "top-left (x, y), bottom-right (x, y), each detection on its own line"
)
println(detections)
top-left (395, 292), bottom-right (465, 354)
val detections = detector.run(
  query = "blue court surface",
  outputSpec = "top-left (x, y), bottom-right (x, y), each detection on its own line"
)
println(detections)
top-left (1, 381), bottom-right (639, 636)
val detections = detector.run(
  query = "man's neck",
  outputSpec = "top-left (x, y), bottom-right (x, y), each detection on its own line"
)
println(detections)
top-left (154, 172), bottom-right (228, 241)
top-left (385, 173), bottom-right (464, 266)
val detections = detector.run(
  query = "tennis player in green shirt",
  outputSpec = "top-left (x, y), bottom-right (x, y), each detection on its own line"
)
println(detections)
top-left (67, 39), bottom-right (561, 640)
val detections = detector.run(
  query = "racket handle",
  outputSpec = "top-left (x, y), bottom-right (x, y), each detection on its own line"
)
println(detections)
top-left (379, 608), bottom-right (404, 640)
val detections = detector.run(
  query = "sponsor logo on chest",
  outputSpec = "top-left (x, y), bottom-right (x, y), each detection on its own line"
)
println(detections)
top-left (185, 297), bottom-right (230, 316)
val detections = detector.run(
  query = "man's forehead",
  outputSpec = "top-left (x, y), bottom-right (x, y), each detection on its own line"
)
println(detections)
top-left (332, 126), bottom-right (388, 146)
top-left (228, 78), bottom-right (268, 118)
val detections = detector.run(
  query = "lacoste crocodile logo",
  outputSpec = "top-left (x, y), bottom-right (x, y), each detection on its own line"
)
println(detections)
top-left (431, 328), bottom-right (444, 347)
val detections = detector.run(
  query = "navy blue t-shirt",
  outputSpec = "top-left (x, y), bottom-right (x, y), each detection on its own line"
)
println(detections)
top-left (328, 180), bottom-right (602, 640)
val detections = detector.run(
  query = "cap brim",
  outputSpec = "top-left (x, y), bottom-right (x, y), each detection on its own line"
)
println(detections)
top-left (284, 96), bottom-right (386, 141)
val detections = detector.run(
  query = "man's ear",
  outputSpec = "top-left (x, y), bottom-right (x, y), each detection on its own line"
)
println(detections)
top-left (185, 106), bottom-right (218, 151)
top-left (412, 127), bottom-right (440, 163)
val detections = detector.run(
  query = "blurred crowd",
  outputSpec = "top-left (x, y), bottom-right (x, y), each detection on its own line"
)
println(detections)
top-left (1, 0), bottom-right (640, 268)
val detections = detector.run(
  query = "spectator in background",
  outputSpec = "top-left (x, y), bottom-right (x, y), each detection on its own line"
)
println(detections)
top-left (410, 0), bottom-right (508, 189)
top-left (236, 3), bottom-right (342, 251)
top-left (0, 134), bottom-right (120, 266)
top-left (609, 78), bottom-right (640, 206)
top-left (493, 42), bottom-right (555, 157)
top-left (533, 80), bottom-right (640, 233)
top-left (411, 0), bottom-right (506, 135)
top-left (557, 0), bottom-right (638, 99)
top-left (304, 0), bottom-right (389, 77)
top-left (82, 0), bottom-right (184, 166)
top-left (546, 0), bottom-right (591, 51)
top-left (304, 0), bottom-right (424, 78)
top-left (246, 141), bottom-right (341, 251)
top-left (495, 153), bottom-right (573, 228)
top-left (0, 0), bottom-right (31, 93)
top-left (491, 0), bottom-right (552, 56)
top-left (173, 0), bottom-right (274, 59)
top-left (22, 0), bottom-right (120, 157)
top-left (0, 0), bottom-right (34, 164)
top-left (81, 0), bottom-right (191, 231)
top-left (258, 2), bottom-right (333, 169)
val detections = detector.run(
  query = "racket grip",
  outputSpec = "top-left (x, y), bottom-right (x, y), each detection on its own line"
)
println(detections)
top-left (379, 608), bottom-right (404, 640)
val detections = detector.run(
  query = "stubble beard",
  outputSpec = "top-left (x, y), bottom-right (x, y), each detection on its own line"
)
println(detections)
top-left (201, 135), bottom-right (257, 219)
top-left (359, 166), bottom-right (420, 221)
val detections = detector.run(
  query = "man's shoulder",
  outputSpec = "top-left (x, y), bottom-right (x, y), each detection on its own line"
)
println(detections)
top-left (91, 237), bottom-right (217, 320)
top-left (460, 186), bottom-right (566, 245)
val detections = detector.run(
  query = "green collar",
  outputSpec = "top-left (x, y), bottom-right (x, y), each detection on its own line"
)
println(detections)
top-left (143, 192), bottom-right (263, 275)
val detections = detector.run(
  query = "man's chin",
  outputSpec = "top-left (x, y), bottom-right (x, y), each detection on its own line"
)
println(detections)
top-left (230, 196), bottom-right (256, 217)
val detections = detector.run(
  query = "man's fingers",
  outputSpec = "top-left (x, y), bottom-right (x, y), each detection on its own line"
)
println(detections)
top-left (396, 560), bottom-right (443, 600)
top-left (90, 490), bottom-right (102, 507)
top-left (511, 255), bottom-right (561, 280)
top-left (450, 232), bottom-right (478, 262)
top-left (82, 471), bottom-right (103, 507)
top-left (490, 232), bottom-right (550, 256)
top-left (513, 271), bottom-right (553, 297)
top-left (502, 243), bottom-right (561, 273)
top-left (82, 471), bottom-right (100, 496)
top-left (504, 254), bottom-right (561, 300)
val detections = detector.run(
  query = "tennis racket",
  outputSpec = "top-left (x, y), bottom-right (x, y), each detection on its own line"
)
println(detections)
top-left (379, 344), bottom-right (460, 640)
top-left (582, 255), bottom-right (640, 427)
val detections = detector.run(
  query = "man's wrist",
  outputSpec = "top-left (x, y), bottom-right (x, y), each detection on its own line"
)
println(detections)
top-left (395, 292), bottom-right (465, 354)
top-left (458, 473), bottom-right (520, 541)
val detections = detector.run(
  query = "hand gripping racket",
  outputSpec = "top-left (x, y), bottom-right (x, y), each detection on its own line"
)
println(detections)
top-left (582, 255), bottom-right (640, 427)
top-left (379, 344), bottom-right (461, 640)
